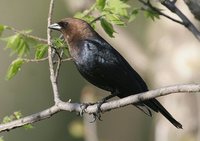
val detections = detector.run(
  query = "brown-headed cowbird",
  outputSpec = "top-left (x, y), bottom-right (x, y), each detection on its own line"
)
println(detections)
top-left (49, 18), bottom-right (182, 128)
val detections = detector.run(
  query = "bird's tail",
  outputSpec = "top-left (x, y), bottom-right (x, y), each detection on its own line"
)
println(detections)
top-left (144, 98), bottom-right (183, 129)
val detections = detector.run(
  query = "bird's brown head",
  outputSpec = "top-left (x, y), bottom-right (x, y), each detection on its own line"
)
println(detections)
top-left (49, 18), bottom-right (96, 44)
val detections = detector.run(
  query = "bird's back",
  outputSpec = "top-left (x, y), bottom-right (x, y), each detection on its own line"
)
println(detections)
top-left (72, 34), bottom-right (148, 96)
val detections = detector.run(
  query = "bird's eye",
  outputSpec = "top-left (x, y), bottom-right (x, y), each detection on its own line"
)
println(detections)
top-left (63, 22), bottom-right (68, 28)
top-left (58, 22), bottom-right (68, 28)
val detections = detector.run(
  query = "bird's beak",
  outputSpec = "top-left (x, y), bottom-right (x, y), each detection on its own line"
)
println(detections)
top-left (48, 23), bottom-right (62, 30)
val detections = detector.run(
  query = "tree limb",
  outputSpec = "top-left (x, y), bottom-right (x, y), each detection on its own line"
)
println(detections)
top-left (0, 83), bottom-right (200, 133)
top-left (47, 0), bottom-right (61, 104)
top-left (8, 26), bottom-right (47, 43)
top-left (159, 0), bottom-right (200, 41)
top-left (184, 0), bottom-right (200, 21)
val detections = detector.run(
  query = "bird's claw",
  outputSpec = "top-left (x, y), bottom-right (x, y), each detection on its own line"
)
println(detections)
top-left (90, 100), bottom-right (105, 122)
top-left (79, 100), bottom-right (105, 122)
top-left (79, 102), bottom-right (94, 116)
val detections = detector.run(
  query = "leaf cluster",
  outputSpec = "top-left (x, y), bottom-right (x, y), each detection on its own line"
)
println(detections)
top-left (0, 26), bottom-right (49, 79)
top-left (75, 0), bottom-right (141, 37)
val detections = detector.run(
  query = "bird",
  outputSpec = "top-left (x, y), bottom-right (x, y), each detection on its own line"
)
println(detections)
top-left (49, 17), bottom-right (182, 129)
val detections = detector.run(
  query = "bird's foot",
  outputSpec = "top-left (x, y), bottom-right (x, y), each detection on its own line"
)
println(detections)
top-left (80, 102), bottom-right (95, 116)
top-left (80, 96), bottom-right (111, 122)
top-left (90, 99), bottom-right (107, 122)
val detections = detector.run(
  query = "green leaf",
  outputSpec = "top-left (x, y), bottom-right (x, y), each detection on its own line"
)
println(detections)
top-left (105, 0), bottom-right (130, 17)
top-left (35, 44), bottom-right (48, 59)
top-left (13, 111), bottom-right (22, 119)
top-left (144, 9), bottom-right (160, 21)
top-left (6, 58), bottom-right (24, 80)
top-left (16, 38), bottom-right (30, 57)
top-left (52, 38), bottom-right (65, 48)
top-left (100, 18), bottom-right (116, 37)
top-left (3, 34), bottom-right (30, 57)
top-left (74, 12), bottom-right (95, 24)
top-left (128, 8), bottom-right (139, 22)
top-left (2, 116), bottom-right (12, 123)
top-left (3, 34), bottom-right (20, 49)
top-left (23, 124), bottom-right (34, 129)
top-left (2, 111), bottom-right (22, 123)
top-left (63, 47), bottom-right (70, 57)
top-left (105, 14), bottom-right (125, 26)
top-left (96, 0), bottom-right (106, 11)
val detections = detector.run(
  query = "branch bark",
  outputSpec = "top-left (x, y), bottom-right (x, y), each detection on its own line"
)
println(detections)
top-left (0, 83), bottom-right (200, 133)
top-left (139, 0), bottom-right (200, 40)
top-left (47, 0), bottom-right (61, 104)
top-left (184, 0), bottom-right (200, 21)
top-left (159, 0), bottom-right (200, 41)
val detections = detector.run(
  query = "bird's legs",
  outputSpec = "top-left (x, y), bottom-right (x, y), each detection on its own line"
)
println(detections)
top-left (92, 94), bottom-right (117, 121)
top-left (80, 94), bottom-right (117, 121)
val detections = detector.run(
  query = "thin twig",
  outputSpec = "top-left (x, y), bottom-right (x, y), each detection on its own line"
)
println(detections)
top-left (47, 0), bottom-right (61, 104)
top-left (0, 83), bottom-right (200, 133)
top-left (139, 0), bottom-right (184, 25)
top-left (23, 57), bottom-right (48, 63)
top-left (61, 57), bottom-right (72, 62)
top-left (0, 105), bottom-right (60, 132)
top-left (8, 27), bottom-right (48, 44)
top-left (55, 50), bottom-right (63, 80)
top-left (159, 0), bottom-right (200, 41)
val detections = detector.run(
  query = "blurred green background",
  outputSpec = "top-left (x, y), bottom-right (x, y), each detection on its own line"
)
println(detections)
top-left (1, 0), bottom-right (200, 141)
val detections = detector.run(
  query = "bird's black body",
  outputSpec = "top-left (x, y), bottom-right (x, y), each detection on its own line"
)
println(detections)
top-left (74, 38), bottom-right (148, 95)
top-left (49, 18), bottom-right (182, 128)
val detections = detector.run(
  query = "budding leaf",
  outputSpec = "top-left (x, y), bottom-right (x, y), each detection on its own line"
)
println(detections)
top-left (35, 44), bottom-right (48, 59)
top-left (105, 14), bottom-right (125, 26)
top-left (96, 0), bottom-right (106, 11)
top-left (144, 9), bottom-right (160, 21)
top-left (13, 111), bottom-right (22, 119)
top-left (100, 18), bottom-right (116, 37)
top-left (105, 0), bottom-right (130, 17)
top-left (3, 34), bottom-right (30, 57)
top-left (6, 58), bottom-right (24, 80)
top-left (23, 124), bottom-right (34, 129)
top-left (74, 12), bottom-right (95, 24)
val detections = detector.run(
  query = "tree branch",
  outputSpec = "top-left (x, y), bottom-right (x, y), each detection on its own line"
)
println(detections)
top-left (47, 0), bottom-right (61, 104)
top-left (159, 0), bottom-right (200, 41)
top-left (0, 83), bottom-right (200, 133)
top-left (139, 0), bottom-right (184, 25)
top-left (184, 0), bottom-right (200, 21)
top-left (0, 105), bottom-right (60, 132)
top-left (140, 0), bottom-right (200, 41)
top-left (8, 26), bottom-right (47, 44)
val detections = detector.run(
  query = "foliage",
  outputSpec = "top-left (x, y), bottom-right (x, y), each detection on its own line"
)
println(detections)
top-left (143, 7), bottom-right (160, 21)
top-left (0, 27), bottom-right (49, 80)
top-left (34, 44), bottom-right (48, 59)
top-left (6, 58), bottom-right (24, 80)
top-left (75, 0), bottom-right (140, 37)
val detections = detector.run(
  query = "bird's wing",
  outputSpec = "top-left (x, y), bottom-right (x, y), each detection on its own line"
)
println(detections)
top-left (85, 39), bottom-right (148, 95)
